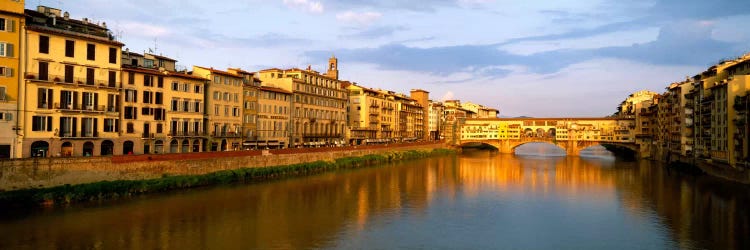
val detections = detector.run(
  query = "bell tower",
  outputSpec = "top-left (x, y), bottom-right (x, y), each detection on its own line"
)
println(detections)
top-left (326, 55), bottom-right (339, 80)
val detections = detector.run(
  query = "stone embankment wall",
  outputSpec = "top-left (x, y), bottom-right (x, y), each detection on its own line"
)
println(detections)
top-left (0, 142), bottom-right (447, 191)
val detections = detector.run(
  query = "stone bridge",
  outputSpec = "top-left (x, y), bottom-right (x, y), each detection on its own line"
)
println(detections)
top-left (455, 117), bottom-right (641, 156)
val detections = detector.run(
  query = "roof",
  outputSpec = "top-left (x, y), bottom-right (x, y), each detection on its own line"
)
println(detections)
top-left (25, 24), bottom-right (124, 47)
top-left (194, 66), bottom-right (241, 77)
top-left (146, 53), bottom-right (177, 62)
top-left (259, 86), bottom-right (292, 94)
top-left (228, 68), bottom-right (254, 75)
top-left (121, 65), bottom-right (164, 75)
top-left (168, 71), bottom-right (208, 81)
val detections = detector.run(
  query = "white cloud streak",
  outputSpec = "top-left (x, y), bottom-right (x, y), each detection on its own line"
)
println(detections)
top-left (283, 0), bottom-right (324, 13)
top-left (336, 11), bottom-right (383, 25)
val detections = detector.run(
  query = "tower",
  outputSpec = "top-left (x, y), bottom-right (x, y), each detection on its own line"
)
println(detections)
top-left (326, 55), bottom-right (339, 80)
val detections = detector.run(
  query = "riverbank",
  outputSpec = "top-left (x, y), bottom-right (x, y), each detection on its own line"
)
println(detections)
top-left (0, 146), bottom-right (455, 207)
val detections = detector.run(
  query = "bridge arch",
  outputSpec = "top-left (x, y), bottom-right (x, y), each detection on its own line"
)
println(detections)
top-left (458, 141), bottom-right (501, 151)
top-left (512, 141), bottom-right (566, 156)
top-left (578, 142), bottom-right (638, 159)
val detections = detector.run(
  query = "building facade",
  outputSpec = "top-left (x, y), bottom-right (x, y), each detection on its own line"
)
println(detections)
top-left (256, 86), bottom-right (292, 149)
top-left (0, 0), bottom-right (23, 158)
top-left (192, 66), bottom-right (243, 151)
top-left (257, 56), bottom-right (348, 147)
top-left (21, 6), bottom-right (123, 157)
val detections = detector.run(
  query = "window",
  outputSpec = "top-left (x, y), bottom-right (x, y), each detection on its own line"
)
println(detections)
top-left (63, 65), bottom-right (73, 83)
top-left (232, 107), bottom-right (240, 117)
top-left (86, 43), bottom-right (96, 61)
top-left (143, 91), bottom-right (152, 104)
top-left (104, 118), bottom-right (118, 132)
top-left (86, 68), bottom-right (95, 85)
top-left (125, 89), bottom-right (137, 102)
top-left (182, 100), bottom-right (189, 112)
top-left (0, 66), bottom-right (12, 77)
top-left (128, 72), bottom-right (135, 85)
top-left (157, 76), bottom-right (163, 88)
top-left (39, 35), bottom-right (49, 54)
top-left (214, 105), bottom-right (219, 115)
top-left (172, 82), bottom-right (179, 91)
top-left (213, 91), bottom-right (220, 100)
top-left (32, 116), bottom-right (53, 131)
top-left (171, 99), bottom-right (179, 111)
top-left (36, 88), bottom-right (52, 109)
top-left (108, 71), bottom-right (117, 87)
top-left (82, 92), bottom-right (97, 110)
top-left (0, 18), bottom-right (4, 31)
top-left (194, 85), bottom-right (201, 93)
top-left (143, 75), bottom-right (153, 87)
top-left (108, 47), bottom-right (117, 64)
top-left (81, 118), bottom-right (95, 137)
top-left (0, 42), bottom-right (12, 57)
top-left (65, 40), bottom-right (74, 57)
top-left (59, 117), bottom-right (75, 137)
top-left (155, 92), bottom-right (163, 105)
top-left (124, 106), bottom-right (137, 119)
top-left (194, 101), bottom-right (201, 113)
top-left (144, 59), bottom-right (154, 68)
top-left (38, 61), bottom-right (49, 81)
top-left (127, 122), bottom-right (134, 133)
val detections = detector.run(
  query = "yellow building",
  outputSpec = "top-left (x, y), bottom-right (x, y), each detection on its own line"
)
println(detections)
top-left (229, 68), bottom-right (259, 149)
top-left (345, 83), bottom-right (397, 145)
top-left (256, 86), bottom-right (292, 149)
top-left (394, 94), bottom-right (425, 142)
top-left (428, 101), bottom-right (444, 140)
top-left (192, 66), bottom-right (243, 151)
top-left (165, 67), bottom-right (206, 153)
top-left (0, 0), bottom-right (23, 158)
top-left (119, 53), bottom-right (167, 154)
top-left (257, 56), bottom-right (348, 147)
top-left (21, 6), bottom-right (123, 157)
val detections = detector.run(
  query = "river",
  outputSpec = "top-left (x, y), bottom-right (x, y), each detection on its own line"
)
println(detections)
top-left (0, 144), bottom-right (748, 249)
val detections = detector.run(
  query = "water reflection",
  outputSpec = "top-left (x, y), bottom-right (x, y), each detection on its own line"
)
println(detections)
top-left (0, 152), bottom-right (747, 249)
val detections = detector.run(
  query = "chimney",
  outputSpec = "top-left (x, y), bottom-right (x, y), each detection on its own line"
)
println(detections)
top-left (63, 11), bottom-right (69, 20)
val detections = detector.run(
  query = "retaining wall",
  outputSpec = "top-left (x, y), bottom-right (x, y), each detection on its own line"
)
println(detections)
top-left (0, 142), bottom-right (447, 191)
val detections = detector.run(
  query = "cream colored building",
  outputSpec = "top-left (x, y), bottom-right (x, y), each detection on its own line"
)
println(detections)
top-left (229, 68), bottom-right (260, 149)
top-left (345, 83), bottom-right (398, 145)
top-left (0, 0), bottom-right (23, 158)
top-left (256, 86), bottom-right (292, 149)
top-left (21, 6), bottom-right (123, 157)
top-left (257, 56), bottom-right (347, 147)
top-left (428, 101), bottom-right (444, 140)
top-left (165, 69), bottom-right (206, 153)
top-left (192, 66), bottom-right (243, 151)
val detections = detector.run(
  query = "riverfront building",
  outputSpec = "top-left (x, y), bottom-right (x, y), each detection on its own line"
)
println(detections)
top-left (192, 66), bottom-right (243, 151)
top-left (257, 56), bottom-right (348, 147)
top-left (20, 6), bottom-right (124, 157)
top-left (231, 68), bottom-right (260, 149)
top-left (0, 0), bottom-right (23, 158)
top-left (344, 83), bottom-right (398, 145)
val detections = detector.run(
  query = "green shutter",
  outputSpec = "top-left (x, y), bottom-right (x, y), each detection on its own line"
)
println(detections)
top-left (6, 43), bottom-right (13, 57)
top-left (9, 20), bottom-right (15, 32)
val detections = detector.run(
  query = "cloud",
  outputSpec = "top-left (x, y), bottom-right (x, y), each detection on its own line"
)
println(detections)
top-left (441, 91), bottom-right (455, 101)
top-left (336, 11), bottom-right (383, 25)
top-left (341, 25), bottom-right (407, 39)
top-left (307, 19), bottom-right (747, 77)
top-left (120, 21), bottom-right (171, 38)
top-left (283, 0), bottom-right (324, 13)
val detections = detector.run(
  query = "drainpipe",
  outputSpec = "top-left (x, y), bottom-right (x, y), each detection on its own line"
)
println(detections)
top-left (15, 19), bottom-right (27, 158)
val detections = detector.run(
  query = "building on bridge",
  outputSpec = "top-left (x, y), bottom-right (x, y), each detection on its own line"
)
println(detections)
top-left (457, 117), bottom-right (637, 156)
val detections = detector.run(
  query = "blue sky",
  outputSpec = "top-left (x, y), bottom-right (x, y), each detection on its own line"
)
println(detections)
top-left (34, 0), bottom-right (750, 117)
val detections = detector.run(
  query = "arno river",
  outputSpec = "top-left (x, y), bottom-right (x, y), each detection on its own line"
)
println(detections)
top-left (1, 144), bottom-right (748, 249)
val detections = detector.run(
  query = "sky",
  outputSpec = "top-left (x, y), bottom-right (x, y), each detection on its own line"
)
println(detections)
top-left (30, 0), bottom-right (750, 117)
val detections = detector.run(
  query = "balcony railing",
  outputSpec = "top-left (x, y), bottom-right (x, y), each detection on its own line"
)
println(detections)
top-left (25, 73), bottom-right (120, 88)
top-left (169, 131), bottom-right (206, 137)
top-left (212, 131), bottom-right (242, 137)
top-left (302, 133), bottom-right (342, 138)
top-left (54, 103), bottom-right (109, 112)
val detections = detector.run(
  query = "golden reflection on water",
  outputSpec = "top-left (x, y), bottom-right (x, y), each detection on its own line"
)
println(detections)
top-left (0, 149), bottom-right (748, 250)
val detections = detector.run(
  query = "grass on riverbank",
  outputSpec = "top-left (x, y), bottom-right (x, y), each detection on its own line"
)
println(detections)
top-left (0, 149), bottom-right (455, 207)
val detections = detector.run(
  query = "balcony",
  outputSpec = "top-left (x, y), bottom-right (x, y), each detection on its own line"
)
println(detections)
top-left (142, 132), bottom-right (155, 139)
top-left (59, 130), bottom-right (99, 138)
top-left (54, 103), bottom-right (109, 113)
top-left (212, 131), bottom-right (242, 138)
top-left (302, 133), bottom-right (342, 138)
top-left (24, 73), bottom-right (120, 88)
top-left (169, 131), bottom-right (206, 137)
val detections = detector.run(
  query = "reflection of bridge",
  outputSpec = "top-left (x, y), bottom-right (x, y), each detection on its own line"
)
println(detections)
top-left (455, 117), bottom-right (640, 156)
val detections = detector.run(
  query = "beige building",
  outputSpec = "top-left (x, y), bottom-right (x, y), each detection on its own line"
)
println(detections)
top-left (165, 68), bottom-right (206, 153)
top-left (192, 66), bottom-right (243, 151)
top-left (428, 101), bottom-right (445, 140)
top-left (119, 53), bottom-right (167, 154)
top-left (256, 86), bottom-right (292, 149)
top-left (230, 68), bottom-right (260, 149)
top-left (257, 56), bottom-right (348, 147)
top-left (345, 83), bottom-right (397, 145)
top-left (0, 0), bottom-right (23, 158)
top-left (21, 6), bottom-right (123, 157)
top-left (394, 93), bottom-right (425, 141)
